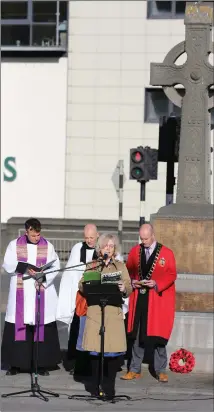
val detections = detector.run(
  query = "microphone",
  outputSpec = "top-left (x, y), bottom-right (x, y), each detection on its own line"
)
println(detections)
top-left (99, 253), bottom-right (108, 270)
top-left (97, 253), bottom-right (108, 262)
top-left (103, 253), bottom-right (108, 261)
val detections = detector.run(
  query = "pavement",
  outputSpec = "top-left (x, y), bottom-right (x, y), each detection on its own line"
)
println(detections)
top-left (1, 271), bottom-right (214, 411)
top-left (0, 365), bottom-right (213, 412)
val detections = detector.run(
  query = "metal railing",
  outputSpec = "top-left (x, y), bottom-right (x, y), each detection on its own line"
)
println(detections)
top-left (47, 238), bottom-right (136, 265)
top-left (18, 229), bottom-right (137, 265)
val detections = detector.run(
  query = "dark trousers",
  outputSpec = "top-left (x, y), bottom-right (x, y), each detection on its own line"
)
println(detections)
top-left (90, 355), bottom-right (121, 397)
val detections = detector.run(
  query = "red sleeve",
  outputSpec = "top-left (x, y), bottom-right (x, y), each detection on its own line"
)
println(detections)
top-left (156, 250), bottom-right (177, 293)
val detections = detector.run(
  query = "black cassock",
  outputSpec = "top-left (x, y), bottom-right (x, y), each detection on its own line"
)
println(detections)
top-left (65, 242), bottom-right (98, 375)
top-left (1, 321), bottom-right (61, 371)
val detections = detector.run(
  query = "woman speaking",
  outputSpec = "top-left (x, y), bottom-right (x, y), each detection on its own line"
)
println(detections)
top-left (78, 233), bottom-right (132, 400)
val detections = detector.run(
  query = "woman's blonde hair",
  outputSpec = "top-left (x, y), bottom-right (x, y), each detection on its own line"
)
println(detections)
top-left (96, 233), bottom-right (121, 257)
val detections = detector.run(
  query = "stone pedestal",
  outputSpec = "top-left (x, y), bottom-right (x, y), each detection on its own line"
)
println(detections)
top-left (150, 203), bottom-right (214, 372)
top-left (151, 206), bottom-right (213, 274)
top-left (151, 207), bottom-right (214, 308)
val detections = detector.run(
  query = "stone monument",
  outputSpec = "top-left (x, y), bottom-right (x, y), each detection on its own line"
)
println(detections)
top-left (150, 2), bottom-right (214, 371)
top-left (150, 1), bottom-right (214, 276)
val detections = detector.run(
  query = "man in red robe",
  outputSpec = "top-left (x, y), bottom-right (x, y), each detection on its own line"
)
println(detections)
top-left (121, 223), bottom-right (176, 383)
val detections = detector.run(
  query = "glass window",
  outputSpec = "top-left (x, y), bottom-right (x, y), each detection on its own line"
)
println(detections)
top-left (33, 1), bottom-right (56, 23)
top-left (145, 88), bottom-right (184, 123)
top-left (1, 25), bottom-right (30, 46)
top-left (1, 1), bottom-right (68, 51)
top-left (59, 1), bottom-right (68, 22)
top-left (148, 1), bottom-right (171, 18)
top-left (145, 89), bottom-right (169, 122)
top-left (175, 1), bottom-right (186, 16)
top-left (32, 25), bottom-right (56, 46)
top-left (1, 1), bottom-right (28, 19)
top-left (148, 1), bottom-right (186, 19)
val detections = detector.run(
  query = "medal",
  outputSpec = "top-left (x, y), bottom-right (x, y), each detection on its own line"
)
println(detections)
top-left (140, 288), bottom-right (147, 294)
top-left (159, 257), bottom-right (166, 267)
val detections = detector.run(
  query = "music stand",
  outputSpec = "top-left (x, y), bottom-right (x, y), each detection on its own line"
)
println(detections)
top-left (1, 273), bottom-right (60, 402)
top-left (68, 282), bottom-right (131, 403)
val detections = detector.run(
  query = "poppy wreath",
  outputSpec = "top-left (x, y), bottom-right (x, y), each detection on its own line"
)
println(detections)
top-left (169, 348), bottom-right (195, 373)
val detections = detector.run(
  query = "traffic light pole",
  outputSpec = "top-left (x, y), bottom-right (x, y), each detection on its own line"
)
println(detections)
top-left (139, 180), bottom-right (146, 227)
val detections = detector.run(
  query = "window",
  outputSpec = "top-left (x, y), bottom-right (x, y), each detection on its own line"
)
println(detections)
top-left (32, 25), bottom-right (56, 47)
top-left (59, 1), bottom-right (68, 22)
top-left (1, 25), bottom-right (30, 46)
top-left (144, 88), bottom-right (185, 123)
top-left (33, 1), bottom-right (56, 23)
top-left (145, 88), bottom-right (214, 127)
top-left (1, 0), bottom-right (68, 52)
top-left (1, 1), bottom-right (28, 19)
top-left (147, 1), bottom-right (186, 19)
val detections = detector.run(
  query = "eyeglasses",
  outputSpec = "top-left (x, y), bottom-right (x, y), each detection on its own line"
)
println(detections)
top-left (103, 244), bottom-right (115, 249)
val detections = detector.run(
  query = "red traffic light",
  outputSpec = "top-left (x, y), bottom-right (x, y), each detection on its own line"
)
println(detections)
top-left (131, 151), bottom-right (143, 163)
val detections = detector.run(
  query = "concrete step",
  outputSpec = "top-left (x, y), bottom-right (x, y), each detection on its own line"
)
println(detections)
top-left (168, 312), bottom-right (213, 373)
top-left (167, 347), bottom-right (213, 373)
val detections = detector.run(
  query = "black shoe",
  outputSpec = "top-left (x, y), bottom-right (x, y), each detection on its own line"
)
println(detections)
top-left (69, 367), bottom-right (75, 375)
top-left (104, 393), bottom-right (115, 402)
top-left (6, 367), bottom-right (20, 376)
top-left (104, 388), bottom-right (115, 401)
top-left (38, 369), bottom-right (50, 376)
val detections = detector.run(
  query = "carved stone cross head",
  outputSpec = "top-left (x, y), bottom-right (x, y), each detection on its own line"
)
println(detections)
top-left (150, 1), bottom-right (214, 208)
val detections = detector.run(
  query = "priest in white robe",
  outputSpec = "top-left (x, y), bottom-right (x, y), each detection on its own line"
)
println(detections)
top-left (1, 218), bottom-right (61, 376)
top-left (56, 223), bottom-right (99, 375)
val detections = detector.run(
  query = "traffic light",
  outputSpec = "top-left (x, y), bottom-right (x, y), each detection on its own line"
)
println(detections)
top-left (129, 146), bottom-right (158, 182)
top-left (130, 147), bottom-right (145, 180)
top-left (144, 147), bottom-right (158, 180)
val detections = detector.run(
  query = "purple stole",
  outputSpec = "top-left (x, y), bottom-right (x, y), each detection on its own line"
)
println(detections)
top-left (15, 235), bottom-right (48, 342)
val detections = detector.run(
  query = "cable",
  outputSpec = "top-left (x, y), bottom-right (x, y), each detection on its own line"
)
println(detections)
top-left (38, 388), bottom-right (214, 403)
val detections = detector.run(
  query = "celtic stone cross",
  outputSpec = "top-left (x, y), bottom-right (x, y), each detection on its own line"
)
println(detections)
top-left (150, 1), bottom-right (214, 206)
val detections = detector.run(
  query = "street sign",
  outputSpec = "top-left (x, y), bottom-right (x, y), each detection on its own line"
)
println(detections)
top-left (111, 160), bottom-right (126, 198)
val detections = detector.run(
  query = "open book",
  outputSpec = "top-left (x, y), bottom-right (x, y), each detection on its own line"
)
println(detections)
top-left (101, 271), bottom-right (122, 284)
top-left (16, 259), bottom-right (57, 275)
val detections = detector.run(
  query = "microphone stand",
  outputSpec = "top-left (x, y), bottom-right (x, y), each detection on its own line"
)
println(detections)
top-left (1, 272), bottom-right (60, 402)
top-left (22, 258), bottom-right (105, 281)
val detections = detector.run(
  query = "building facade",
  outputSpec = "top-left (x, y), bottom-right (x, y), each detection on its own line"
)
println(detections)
top-left (1, 0), bottom-right (213, 223)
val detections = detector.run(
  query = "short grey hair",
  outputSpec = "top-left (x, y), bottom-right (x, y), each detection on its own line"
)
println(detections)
top-left (96, 233), bottom-right (121, 256)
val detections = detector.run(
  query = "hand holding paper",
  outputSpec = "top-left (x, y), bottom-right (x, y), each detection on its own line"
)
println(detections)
top-left (118, 281), bottom-right (126, 293)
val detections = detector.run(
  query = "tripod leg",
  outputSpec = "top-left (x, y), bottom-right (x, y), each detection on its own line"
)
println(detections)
top-left (35, 391), bottom-right (49, 402)
top-left (39, 389), bottom-right (59, 397)
top-left (2, 389), bottom-right (33, 398)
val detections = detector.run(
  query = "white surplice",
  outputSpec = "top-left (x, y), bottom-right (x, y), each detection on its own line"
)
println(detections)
top-left (56, 242), bottom-right (129, 328)
top-left (56, 242), bottom-right (94, 327)
top-left (3, 239), bottom-right (60, 325)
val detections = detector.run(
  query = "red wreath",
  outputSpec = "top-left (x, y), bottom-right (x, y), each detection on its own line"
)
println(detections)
top-left (169, 348), bottom-right (195, 373)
